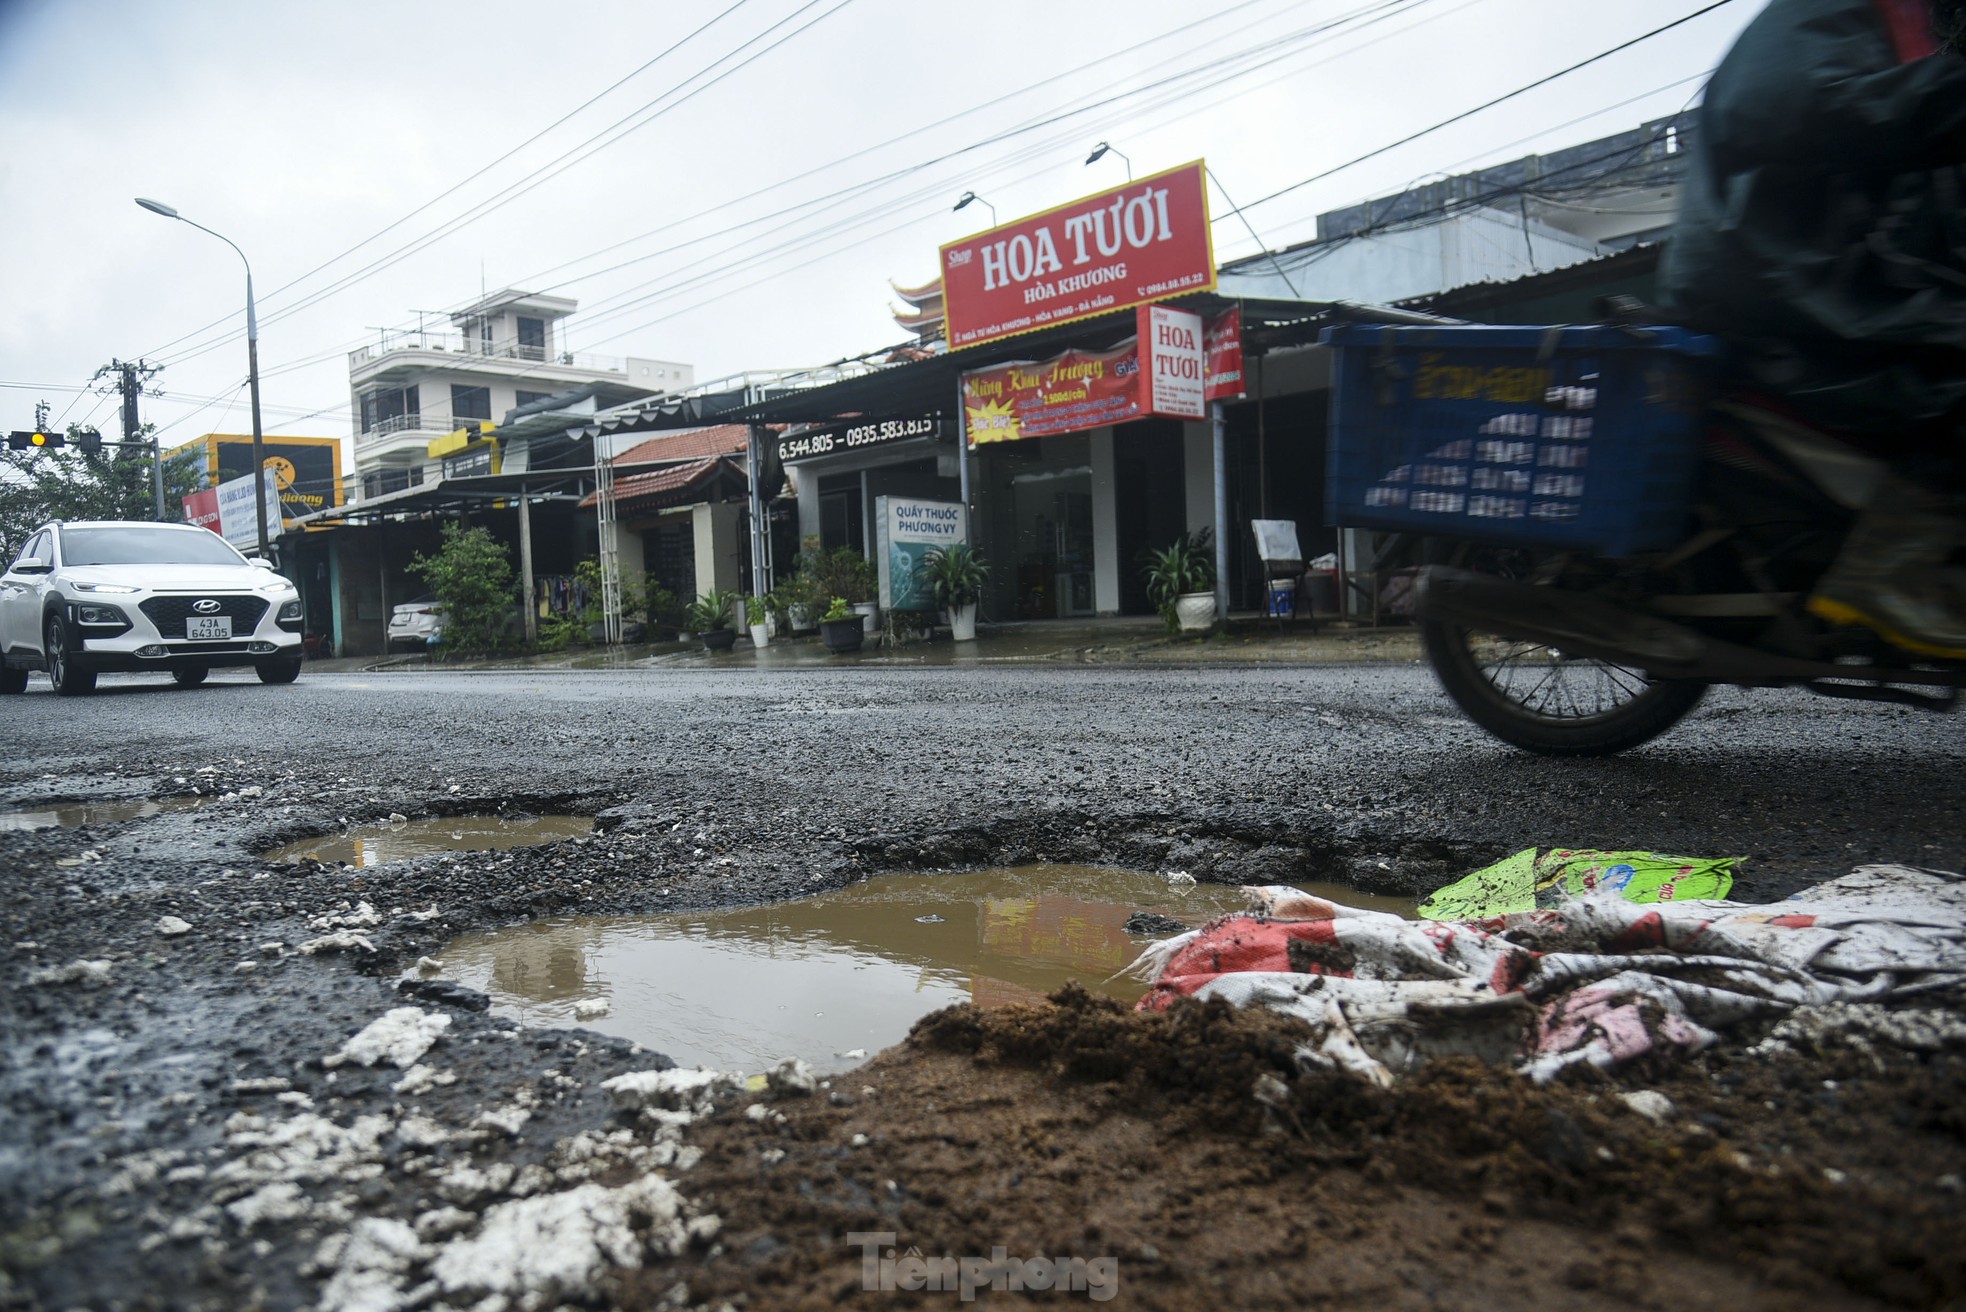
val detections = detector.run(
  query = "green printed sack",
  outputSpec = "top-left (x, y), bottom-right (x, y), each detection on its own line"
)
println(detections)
top-left (1418, 848), bottom-right (1740, 922)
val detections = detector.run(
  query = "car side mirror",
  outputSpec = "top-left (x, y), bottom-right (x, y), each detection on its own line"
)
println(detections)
top-left (11, 562), bottom-right (50, 575)
top-left (250, 557), bottom-right (276, 570)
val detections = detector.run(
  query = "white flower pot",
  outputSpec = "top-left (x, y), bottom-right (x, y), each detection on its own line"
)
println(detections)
top-left (948, 602), bottom-right (978, 642)
top-left (1175, 592), bottom-right (1216, 633)
top-left (749, 622), bottom-right (770, 648)
top-left (852, 601), bottom-right (879, 634)
top-left (788, 604), bottom-right (816, 632)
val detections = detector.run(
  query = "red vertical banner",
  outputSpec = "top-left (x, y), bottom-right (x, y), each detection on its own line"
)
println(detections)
top-left (1205, 306), bottom-right (1245, 402)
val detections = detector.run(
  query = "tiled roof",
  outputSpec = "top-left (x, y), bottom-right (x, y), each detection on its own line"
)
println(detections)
top-left (613, 424), bottom-right (750, 467)
top-left (580, 455), bottom-right (733, 509)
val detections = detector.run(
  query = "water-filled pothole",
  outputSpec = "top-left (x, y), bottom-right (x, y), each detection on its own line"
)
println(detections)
top-left (0, 797), bottom-right (208, 832)
top-left (265, 814), bottom-right (592, 867)
top-left (423, 864), bottom-right (1418, 1074)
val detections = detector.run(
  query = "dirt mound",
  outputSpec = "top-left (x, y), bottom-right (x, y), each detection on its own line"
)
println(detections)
top-left (654, 988), bottom-right (1966, 1310)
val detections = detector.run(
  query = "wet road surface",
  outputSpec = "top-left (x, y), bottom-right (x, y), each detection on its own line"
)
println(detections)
top-left (2, 661), bottom-right (1962, 1309)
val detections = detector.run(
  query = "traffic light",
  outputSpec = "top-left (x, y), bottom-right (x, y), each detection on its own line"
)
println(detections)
top-left (6, 430), bottom-right (64, 450)
top-left (76, 429), bottom-right (103, 455)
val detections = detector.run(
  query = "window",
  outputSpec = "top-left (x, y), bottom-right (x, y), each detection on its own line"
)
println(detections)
top-left (479, 319), bottom-right (494, 355)
top-left (62, 525), bottom-right (244, 567)
top-left (450, 385), bottom-right (492, 424)
top-left (359, 384), bottom-right (419, 434)
top-left (517, 316), bottom-right (546, 361)
top-left (515, 390), bottom-right (554, 409)
top-left (12, 530), bottom-right (50, 571)
top-left (361, 467), bottom-right (425, 499)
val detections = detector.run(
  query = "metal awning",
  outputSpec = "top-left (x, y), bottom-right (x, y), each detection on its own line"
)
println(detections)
top-left (292, 469), bottom-right (594, 526)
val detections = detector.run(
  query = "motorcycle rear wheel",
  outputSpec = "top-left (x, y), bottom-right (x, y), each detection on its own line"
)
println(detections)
top-left (1418, 543), bottom-right (1707, 756)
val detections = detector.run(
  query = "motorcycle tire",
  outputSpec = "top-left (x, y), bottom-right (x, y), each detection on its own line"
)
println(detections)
top-left (1417, 542), bottom-right (1707, 756)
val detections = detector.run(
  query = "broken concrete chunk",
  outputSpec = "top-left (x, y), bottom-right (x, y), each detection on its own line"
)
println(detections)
top-left (313, 1216), bottom-right (426, 1312)
top-left (600, 1069), bottom-right (734, 1117)
top-left (765, 1058), bottom-right (817, 1099)
top-left (475, 1105), bottom-right (532, 1138)
top-left (155, 916), bottom-right (192, 936)
top-left (392, 1064), bottom-right (457, 1097)
top-left (309, 901), bottom-right (382, 932)
top-left (297, 933), bottom-right (376, 956)
top-left (1619, 1090), bottom-right (1676, 1126)
top-left (429, 1175), bottom-right (705, 1309)
top-left (328, 1008), bottom-right (451, 1070)
top-left (573, 997), bottom-right (611, 1021)
top-left (27, 959), bottom-right (112, 987)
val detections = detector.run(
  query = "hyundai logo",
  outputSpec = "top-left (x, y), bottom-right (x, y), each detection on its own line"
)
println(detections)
top-left (192, 599), bottom-right (222, 614)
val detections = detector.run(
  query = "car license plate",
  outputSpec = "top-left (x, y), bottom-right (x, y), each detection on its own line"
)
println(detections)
top-left (186, 616), bottom-right (232, 641)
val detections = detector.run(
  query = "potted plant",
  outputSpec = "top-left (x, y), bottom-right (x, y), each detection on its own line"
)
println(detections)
top-left (780, 545), bottom-right (825, 631)
top-left (746, 594), bottom-right (770, 648)
top-left (1141, 528), bottom-right (1216, 634)
top-left (687, 589), bottom-right (740, 652)
top-left (819, 597), bottom-right (865, 654)
top-left (823, 547), bottom-right (880, 634)
top-left (917, 542), bottom-right (989, 641)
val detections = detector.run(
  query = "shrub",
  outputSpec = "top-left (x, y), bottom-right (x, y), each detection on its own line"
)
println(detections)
top-left (410, 523), bottom-right (516, 655)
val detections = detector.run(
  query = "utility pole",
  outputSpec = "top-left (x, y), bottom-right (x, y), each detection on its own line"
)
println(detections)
top-left (94, 359), bottom-right (163, 519)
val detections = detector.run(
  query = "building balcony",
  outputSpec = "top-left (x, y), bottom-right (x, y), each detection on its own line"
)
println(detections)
top-left (348, 332), bottom-right (629, 385)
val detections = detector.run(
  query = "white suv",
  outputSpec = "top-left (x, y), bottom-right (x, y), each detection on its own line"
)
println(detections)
top-left (0, 520), bottom-right (305, 696)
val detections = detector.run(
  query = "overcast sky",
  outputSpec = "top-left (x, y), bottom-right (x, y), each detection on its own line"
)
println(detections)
top-left (0, 0), bottom-right (1761, 444)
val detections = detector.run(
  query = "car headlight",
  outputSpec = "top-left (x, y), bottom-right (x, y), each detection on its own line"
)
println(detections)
top-left (256, 579), bottom-right (298, 595)
top-left (73, 582), bottom-right (140, 594)
top-left (277, 600), bottom-right (303, 622)
top-left (74, 603), bottom-right (128, 625)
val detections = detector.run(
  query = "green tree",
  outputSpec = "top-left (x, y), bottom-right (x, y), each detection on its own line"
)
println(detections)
top-left (0, 421), bottom-right (202, 559)
top-left (409, 522), bottom-right (516, 655)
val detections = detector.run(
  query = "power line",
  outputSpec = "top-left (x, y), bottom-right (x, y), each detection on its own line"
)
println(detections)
top-left (149, 0), bottom-right (860, 372)
top-left (1232, 0), bottom-right (1740, 216)
top-left (148, 0), bottom-right (1381, 376)
top-left (135, 0), bottom-right (759, 365)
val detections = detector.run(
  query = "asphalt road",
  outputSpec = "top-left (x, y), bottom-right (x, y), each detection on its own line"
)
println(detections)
top-left (6, 662), bottom-right (1963, 897)
top-left (3, 660), bottom-right (1963, 1309)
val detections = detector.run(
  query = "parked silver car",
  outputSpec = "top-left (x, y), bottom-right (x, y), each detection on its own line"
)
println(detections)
top-left (0, 520), bottom-right (305, 695)
top-left (386, 596), bottom-right (446, 652)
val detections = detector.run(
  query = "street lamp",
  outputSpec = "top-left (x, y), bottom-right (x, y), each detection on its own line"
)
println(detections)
top-left (952, 191), bottom-right (997, 227)
top-left (135, 197), bottom-right (270, 558)
top-left (1084, 142), bottom-right (1132, 181)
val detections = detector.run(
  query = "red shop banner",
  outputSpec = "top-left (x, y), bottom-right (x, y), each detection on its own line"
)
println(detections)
top-left (940, 160), bottom-right (1217, 350)
top-left (962, 308), bottom-right (1243, 447)
top-left (962, 342), bottom-right (1142, 446)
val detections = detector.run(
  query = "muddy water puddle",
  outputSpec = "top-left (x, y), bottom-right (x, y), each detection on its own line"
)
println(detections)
top-left (425, 865), bottom-right (1418, 1074)
top-left (265, 815), bottom-right (592, 867)
top-left (0, 797), bottom-right (206, 832)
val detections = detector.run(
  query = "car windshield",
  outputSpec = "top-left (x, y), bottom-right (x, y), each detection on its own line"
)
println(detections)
top-left (62, 526), bottom-right (249, 567)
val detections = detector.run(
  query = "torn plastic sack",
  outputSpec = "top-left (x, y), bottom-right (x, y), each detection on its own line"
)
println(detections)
top-left (1132, 866), bottom-right (1966, 1085)
top-left (1417, 848), bottom-right (1739, 921)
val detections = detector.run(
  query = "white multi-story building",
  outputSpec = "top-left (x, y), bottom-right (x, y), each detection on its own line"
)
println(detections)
top-left (346, 290), bottom-right (691, 499)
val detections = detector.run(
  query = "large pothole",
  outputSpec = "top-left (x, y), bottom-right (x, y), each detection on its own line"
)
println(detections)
top-left (264, 814), bottom-right (593, 866)
top-left (0, 797), bottom-right (208, 831)
top-left (418, 864), bottom-right (1418, 1074)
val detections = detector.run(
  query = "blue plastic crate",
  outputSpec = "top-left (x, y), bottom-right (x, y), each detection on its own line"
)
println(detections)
top-left (1322, 324), bottom-right (1721, 557)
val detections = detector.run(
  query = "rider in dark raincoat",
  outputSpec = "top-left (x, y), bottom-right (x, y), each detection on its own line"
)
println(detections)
top-left (1662, 0), bottom-right (1966, 657)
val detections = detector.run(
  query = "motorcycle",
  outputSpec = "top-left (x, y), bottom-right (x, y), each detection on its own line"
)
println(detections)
top-left (1323, 304), bottom-right (1965, 756)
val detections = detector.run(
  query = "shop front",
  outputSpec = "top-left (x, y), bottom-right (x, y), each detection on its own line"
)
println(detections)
top-left (782, 418), bottom-right (962, 559)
